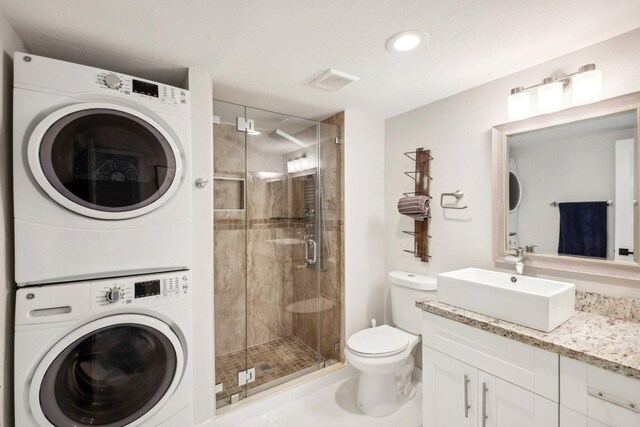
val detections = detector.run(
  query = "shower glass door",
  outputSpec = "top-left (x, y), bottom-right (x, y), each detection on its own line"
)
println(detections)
top-left (213, 101), bottom-right (342, 409)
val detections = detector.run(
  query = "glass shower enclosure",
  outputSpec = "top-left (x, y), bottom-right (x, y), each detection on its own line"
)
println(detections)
top-left (212, 101), bottom-right (343, 408)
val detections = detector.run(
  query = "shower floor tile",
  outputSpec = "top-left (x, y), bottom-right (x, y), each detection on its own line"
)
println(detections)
top-left (215, 335), bottom-right (319, 404)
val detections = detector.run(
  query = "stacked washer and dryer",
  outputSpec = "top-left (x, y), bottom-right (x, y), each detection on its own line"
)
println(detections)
top-left (12, 53), bottom-right (194, 426)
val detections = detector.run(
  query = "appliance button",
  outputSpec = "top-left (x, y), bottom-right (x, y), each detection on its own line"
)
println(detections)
top-left (105, 287), bottom-right (124, 303)
top-left (103, 73), bottom-right (122, 90)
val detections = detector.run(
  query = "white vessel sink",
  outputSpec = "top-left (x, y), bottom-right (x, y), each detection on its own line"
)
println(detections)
top-left (437, 268), bottom-right (575, 332)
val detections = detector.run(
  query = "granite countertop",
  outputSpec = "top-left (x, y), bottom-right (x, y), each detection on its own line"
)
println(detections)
top-left (416, 292), bottom-right (640, 379)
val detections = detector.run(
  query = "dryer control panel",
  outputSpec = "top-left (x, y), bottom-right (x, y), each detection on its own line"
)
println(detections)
top-left (95, 71), bottom-right (189, 110)
top-left (94, 271), bottom-right (190, 307)
top-left (13, 53), bottom-right (190, 115)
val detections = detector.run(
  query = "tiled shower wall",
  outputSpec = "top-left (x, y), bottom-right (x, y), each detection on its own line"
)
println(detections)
top-left (213, 112), bottom-right (344, 363)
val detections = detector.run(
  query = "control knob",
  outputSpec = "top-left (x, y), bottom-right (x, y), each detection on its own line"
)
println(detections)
top-left (103, 73), bottom-right (122, 90)
top-left (105, 287), bottom-right (124, 303)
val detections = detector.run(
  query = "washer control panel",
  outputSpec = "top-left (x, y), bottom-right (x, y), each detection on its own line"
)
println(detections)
top-left (94, 271), bottom-right (190, 307)
top-left (95, 71), bottom-right (189, 110)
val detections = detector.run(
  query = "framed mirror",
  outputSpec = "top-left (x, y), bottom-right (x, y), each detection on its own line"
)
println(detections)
top-left (492, 91), bottom-right (640, 280)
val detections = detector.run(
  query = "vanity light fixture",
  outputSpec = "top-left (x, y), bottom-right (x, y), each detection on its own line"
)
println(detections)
top-left (386, 30), bottom-right (429, 53)
top-left (507, 64), bottom-right (602, 121)
top-left (286, 154), bottom-right (312, 173)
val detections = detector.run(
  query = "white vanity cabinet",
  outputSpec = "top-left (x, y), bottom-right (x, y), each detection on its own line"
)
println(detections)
top-left (424, 347), bottom-right (558, 427)
top-left (560, 356), bottom-right (640, 426)
top-left (422, 312), bottom-right (559, 427)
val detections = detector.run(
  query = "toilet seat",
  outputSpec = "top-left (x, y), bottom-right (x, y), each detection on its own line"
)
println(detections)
top-left (347, 325), bottom-right (410, 357)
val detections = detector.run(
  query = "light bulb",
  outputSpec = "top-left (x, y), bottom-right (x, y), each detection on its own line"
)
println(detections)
top-left (507, 88), bottom-right (530, 121)
top-left (300, 156), bottom-right (309, 170)
top-left (293, 157), bottom-right (301, 171)
top-left (572, 65), bottom-right (602, 105)
top-left (537, 78), bottom-right (563, 114)
top-left (287, 159), bottom-right (294, 173)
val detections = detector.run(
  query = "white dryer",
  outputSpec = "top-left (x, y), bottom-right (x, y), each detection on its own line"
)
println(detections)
top-left (15, 271), bottom-right (193, 427)
top-left (13, 52), bottom-right (191, 285)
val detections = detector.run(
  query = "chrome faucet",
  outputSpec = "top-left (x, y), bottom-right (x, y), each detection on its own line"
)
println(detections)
top-left (510, 247), bottom-right (525, 275)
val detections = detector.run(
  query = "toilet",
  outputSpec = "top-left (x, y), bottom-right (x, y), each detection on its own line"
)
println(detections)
top-left (345, 271), bottom-right (437, 417)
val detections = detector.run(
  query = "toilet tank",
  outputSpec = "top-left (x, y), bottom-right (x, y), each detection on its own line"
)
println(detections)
top-left (389, 271), bottom-right (437, 334)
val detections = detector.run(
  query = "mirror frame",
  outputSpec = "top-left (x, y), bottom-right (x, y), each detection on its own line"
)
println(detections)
top-left (492, 91), bottom-right (640, 281)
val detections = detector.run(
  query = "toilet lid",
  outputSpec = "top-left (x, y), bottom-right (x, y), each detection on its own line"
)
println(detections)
top-left (347, 325), bottom-right (409, 357)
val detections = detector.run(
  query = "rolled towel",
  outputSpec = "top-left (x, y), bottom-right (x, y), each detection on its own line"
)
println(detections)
top-left (398, 195), bottom-right (430, 221)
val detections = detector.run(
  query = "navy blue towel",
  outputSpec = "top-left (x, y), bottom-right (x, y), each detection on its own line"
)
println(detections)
top-left (557, 202), bottom-right (607, 259)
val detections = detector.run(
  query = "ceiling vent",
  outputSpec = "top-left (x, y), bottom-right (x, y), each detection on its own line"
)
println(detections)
top-left (309, 69), bottom-right (359, 91)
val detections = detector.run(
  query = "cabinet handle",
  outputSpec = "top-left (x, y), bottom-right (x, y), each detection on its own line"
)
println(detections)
top-left (482, 382), bottom-right (488, 427)
top-left (463, 374), bottom-right (471, 418)
top-left (588, 389), bottom-right (640, 414)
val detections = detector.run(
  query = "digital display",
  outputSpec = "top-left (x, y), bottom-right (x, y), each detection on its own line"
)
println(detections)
top-left (135, 280), bottom-right (161, 298)
top-left (132, 79), bottom-right (159, 98)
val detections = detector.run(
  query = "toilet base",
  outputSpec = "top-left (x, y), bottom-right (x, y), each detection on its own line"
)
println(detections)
top-left (355, 356), bottom-right (416, 417)
top-left (357, 372), bottom-right (397, 416)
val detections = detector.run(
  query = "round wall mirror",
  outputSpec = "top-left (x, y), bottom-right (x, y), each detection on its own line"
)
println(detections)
top-left (508, 171), bottom-right (522, 212)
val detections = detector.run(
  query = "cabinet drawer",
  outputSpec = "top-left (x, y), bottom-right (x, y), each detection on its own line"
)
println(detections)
top-left (561, 356), bottom-right (640, 426)
top-left (560, 406), bottom-right (608, 427)
top-left (423, 311), bottom-right (558, 401)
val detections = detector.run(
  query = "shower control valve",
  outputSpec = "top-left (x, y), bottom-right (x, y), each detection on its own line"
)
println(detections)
top-left (105, 287), bottom-right (124, 303)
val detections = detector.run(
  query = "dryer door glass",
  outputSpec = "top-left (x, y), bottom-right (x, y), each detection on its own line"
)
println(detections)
top-left (39, 108), bottom-right (178, 214)
top-left (39, 324), bottom-right (177, 426)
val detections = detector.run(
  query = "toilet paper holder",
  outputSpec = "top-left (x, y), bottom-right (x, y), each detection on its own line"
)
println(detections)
top-left (440, 190), bottom-right (468, 210)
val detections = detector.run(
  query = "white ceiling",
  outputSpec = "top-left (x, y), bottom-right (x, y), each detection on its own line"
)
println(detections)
top-left (2, 0), bottom-right (640, 120)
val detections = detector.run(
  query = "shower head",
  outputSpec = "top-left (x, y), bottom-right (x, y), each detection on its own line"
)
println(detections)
top-left (268, 129), bottom-right (308, 148)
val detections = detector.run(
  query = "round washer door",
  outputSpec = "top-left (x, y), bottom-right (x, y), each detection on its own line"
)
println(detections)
top-left (29, 315), bottom-right (185, 427)
top-left (28, 102), bottom-right (183, 220)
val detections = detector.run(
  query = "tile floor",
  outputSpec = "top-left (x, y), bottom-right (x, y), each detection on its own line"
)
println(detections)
top-left (215, 335), bottom-right (319, 404)
top-left (231, 372), bottom-right (422, 427)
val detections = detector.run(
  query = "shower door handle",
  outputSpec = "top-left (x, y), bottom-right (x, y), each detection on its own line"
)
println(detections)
top-left (305, 238), bottom-right (317, 265)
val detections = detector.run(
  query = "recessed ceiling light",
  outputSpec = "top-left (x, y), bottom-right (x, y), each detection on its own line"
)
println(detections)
top-left (386, 30), bottom-right (429, 53)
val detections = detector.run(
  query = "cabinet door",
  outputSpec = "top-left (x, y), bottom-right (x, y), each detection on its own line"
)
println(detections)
top-left (424, 347), bottom-right (477, 427)
top-left (479, 373), bottom-right (558, 427)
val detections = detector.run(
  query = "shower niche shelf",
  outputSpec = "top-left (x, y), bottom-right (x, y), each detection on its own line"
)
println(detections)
top-left (213, 176), bottom-right (246, 211)
top-left (402, 148), bottom-right (432, 262)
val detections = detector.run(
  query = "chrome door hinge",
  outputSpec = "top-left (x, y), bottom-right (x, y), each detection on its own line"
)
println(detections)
top-left (212, 115), bottom-right (221, 125)
top-left (236, 117), bottom-right (255, 133)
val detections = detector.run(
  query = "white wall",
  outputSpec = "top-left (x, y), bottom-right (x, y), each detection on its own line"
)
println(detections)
top-left (186, 69), bottom-right (215, 424)
top-left (344, 110), bottom-right (386, 338)
top-left (0, 11), bottom-right (24, 426)
top-left (385, 28), bottom-right (640, 298)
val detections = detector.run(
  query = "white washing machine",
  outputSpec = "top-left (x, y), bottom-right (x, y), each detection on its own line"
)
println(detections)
top-left (13, 52), bottom-right (192, 286)
top-left (15, 271), bottom-right (193, 427)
